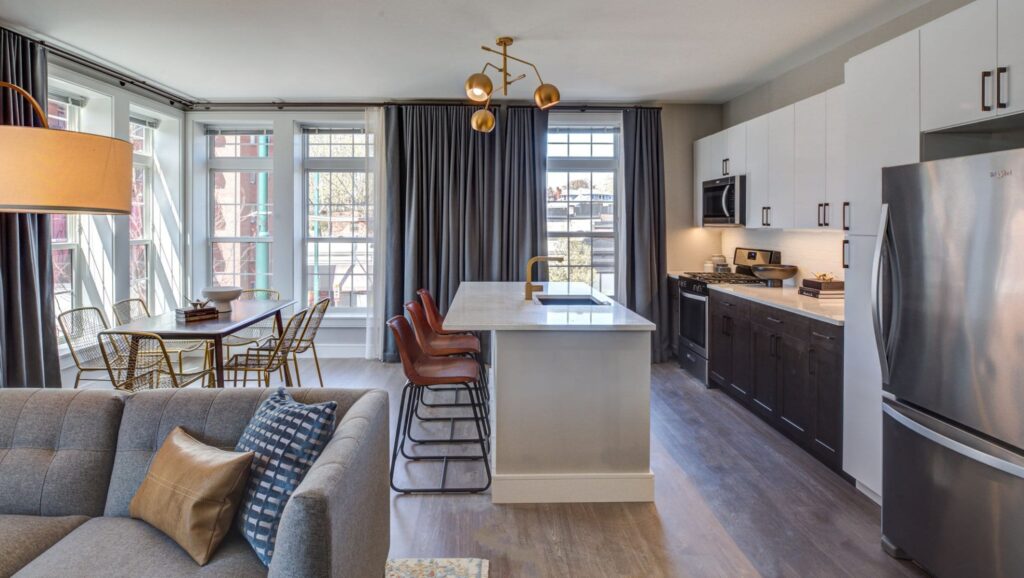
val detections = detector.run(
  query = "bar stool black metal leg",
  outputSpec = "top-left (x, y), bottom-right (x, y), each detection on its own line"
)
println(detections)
top-left (390, 381), bottom-right (491, 494)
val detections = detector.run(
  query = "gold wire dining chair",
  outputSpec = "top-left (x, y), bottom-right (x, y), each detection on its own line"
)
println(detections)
top-left (258, 298), bottom-right (330, 387)
top-left (222, 288), bottom-right (282, 354)
top-left (57, 307), bottom-right (113, 389)
top-left (112, 298), bottom-right (212, 376)
top-left (224, 308), bottom-right (308, 388)
top-left (98, 331), bottom-right (213, 392)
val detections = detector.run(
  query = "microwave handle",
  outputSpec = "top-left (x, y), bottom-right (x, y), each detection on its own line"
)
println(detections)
top-left (721, 184), bottom-right (731, 220)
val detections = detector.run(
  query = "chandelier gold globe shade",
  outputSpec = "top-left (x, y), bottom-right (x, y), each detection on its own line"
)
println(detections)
top-left (470, 108), bottom-right (496, 133)
top-left (465, 73), bottom-right (493, 102)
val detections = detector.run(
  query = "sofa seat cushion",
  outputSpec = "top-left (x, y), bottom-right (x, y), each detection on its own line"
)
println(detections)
top-left (14, 517), bottom-right (267, 578)
top-left (0, 514), bottom-right (88, 577)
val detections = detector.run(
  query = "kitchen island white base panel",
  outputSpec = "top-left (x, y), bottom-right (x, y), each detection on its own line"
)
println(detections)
top-left (491, 471), bottom-right (655, 504)
top-left (490, 329), bottom-right (653, 503)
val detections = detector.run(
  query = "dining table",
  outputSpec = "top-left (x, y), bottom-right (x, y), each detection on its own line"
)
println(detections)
top-left (111, 299), bottom-right (296, 388)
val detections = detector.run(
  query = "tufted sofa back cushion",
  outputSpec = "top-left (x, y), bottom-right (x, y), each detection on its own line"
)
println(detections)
top-left (104, 387), bottom-right (369, 517)
top-left (0, 389), bottom-right (126, 516)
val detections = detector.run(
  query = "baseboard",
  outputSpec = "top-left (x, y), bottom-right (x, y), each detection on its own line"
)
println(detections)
top-left (856, 480), bottom-right (882, 505)
top-left (295, 343), bottom-right (366, 359)
top-left (491, 471), bottom-right (655, 504)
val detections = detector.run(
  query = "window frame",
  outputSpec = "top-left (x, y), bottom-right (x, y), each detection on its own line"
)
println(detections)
top-left (129, 118), bottom-right (156, 306)
top-left (206, 130), bottom-right (275, 291)
top-left (301, 125), bottom-right (374, 315)
top-left (545, 121), bottom-right (621, 297)
top-left (47, 97), bottom-right (84, 315)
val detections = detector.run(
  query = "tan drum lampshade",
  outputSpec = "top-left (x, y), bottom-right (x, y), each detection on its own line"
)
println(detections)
top-left (0, 82), bottom-right (131, 215)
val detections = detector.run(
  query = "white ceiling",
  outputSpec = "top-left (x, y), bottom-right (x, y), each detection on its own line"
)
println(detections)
top-left (0, 0), bottom-right (927, 103)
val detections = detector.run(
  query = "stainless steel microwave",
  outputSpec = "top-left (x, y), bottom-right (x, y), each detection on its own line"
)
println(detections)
top-left (702, 175), bottom-right (745, 227)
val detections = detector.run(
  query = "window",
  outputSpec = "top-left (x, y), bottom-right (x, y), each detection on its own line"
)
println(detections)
top-left (545, 123), bottom-right (619, 296)
top-left (207, 129), bottom-right (274, 290)
top-left (129, 116), bottom-right (157, 306)
top-left (47, 97), bottom-right (82, 315)
top-left (303, 127), bottom-right (374, 311)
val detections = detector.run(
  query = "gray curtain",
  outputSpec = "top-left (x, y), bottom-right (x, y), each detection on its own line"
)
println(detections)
top-left (622, 108), bottom-right (669, 363)
top-left (383, 105), bottom-right (547, 361)
top-left (490, 107), bottom-right (548, 281)
top-left (0, 28), bottom-right (61, 387)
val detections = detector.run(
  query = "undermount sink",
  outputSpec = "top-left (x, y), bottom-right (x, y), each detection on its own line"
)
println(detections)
top-left (535, 295), bottom-right (609, 306)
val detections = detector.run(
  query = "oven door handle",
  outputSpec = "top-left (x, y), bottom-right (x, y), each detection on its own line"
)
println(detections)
top-left (681, 291), bottom-right (707, 303)
top-left (720, 184), bottom-right (732, 221)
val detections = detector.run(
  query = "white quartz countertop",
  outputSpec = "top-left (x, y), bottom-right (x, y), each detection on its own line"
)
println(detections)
top-left (708, 285), bottom-right (845, 326)
top-left (444, 282), bottom-right (656, 332)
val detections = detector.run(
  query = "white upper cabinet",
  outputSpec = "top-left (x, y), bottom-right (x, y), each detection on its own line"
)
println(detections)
top-left (921, 0), bottom-right (999, 131)
top-left (793, 93), bottom-right (828, 229)
top-left (825, 85), bottom-right (846, 230)
top-left (745, 115), bottom-right (769, 229)
top-left (723, 123), bottom-right (747, 177)
top-left (693, 134), bottom-right (715, 226)
top-left (998, 0), bottom-right (1024, 116)
top-left (766, 105), bottom-right (795, 229)
top-left (845, 30), bottom-right (920, 236)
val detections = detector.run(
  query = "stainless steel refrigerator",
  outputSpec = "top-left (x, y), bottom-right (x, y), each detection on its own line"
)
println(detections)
top-left (878, 149), bottom-right (1024, 577)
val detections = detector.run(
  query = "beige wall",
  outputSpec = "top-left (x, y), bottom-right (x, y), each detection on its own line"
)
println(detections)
top-left (721, 229), bottom-right (846, 286)
top-left (723, 0), bottom-right (974, 127)
top-left (661, 103), bottom-right (724, 272)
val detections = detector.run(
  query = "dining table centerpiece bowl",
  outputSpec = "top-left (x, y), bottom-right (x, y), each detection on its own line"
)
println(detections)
top-left (201, 286), bottom-right (242, 313)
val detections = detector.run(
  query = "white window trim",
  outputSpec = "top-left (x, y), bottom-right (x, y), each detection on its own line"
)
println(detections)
top-left (546, 112), bottom-right (624, 298)
top-left (301, 125), bottom-right (374, 316)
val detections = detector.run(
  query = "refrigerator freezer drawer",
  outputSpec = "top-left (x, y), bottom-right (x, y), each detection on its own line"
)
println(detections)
top-left (883, 401), bottom-right (1024, 577)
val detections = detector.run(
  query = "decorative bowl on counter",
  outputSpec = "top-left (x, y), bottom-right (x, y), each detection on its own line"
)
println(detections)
top-left (751, 264), bottom-right (798, 288)
top-left (201, 286), bottom-right (242, 313)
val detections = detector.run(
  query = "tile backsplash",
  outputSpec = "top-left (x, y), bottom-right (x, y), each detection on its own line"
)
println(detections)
top-left (721, 229), bottom-right (846, 286)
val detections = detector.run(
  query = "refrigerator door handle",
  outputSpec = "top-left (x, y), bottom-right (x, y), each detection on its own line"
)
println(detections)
top-left (884, 402), bottom-right (1024, 480)
top-left (872, 204), bottom-right (893, 385)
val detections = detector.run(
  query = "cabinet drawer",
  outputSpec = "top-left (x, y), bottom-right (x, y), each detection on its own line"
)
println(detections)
top-left (808, 321), bottom-right (843, 353)
top-left (710, 292), bottom-right (750, 319)
top-left (750, 303), bottom-right (809, 338)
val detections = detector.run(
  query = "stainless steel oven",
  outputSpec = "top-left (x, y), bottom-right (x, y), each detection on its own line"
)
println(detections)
top-left (702, 175), bottom-right (746, 227)
top-left (678, 278), bottom-right (709, 383)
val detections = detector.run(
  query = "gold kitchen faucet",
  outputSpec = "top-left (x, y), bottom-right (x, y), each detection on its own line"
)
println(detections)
top-left (524, 256), bottom-right (564, 301)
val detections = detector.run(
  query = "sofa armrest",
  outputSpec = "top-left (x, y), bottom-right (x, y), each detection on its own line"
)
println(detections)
top-left (268, 389), bottom-right (390, 578)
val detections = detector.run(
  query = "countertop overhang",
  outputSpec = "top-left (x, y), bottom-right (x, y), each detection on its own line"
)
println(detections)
top-left (708, 284), bottom-right (844, 326)
top-left (444, 282), bottom-right (656, 332)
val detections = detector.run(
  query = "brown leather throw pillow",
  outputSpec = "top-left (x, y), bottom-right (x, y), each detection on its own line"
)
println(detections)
top-left (129, 426), bottom-right (254, 565)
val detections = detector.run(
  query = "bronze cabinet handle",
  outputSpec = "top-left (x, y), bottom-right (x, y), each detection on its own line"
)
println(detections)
top-left (998, 66), bottom-right (1009, 109)
top-left (983, 70), bottom-right (993, 112)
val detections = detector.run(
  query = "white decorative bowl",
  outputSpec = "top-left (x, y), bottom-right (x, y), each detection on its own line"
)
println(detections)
top-left (202, 286), bottom-right (242, 313)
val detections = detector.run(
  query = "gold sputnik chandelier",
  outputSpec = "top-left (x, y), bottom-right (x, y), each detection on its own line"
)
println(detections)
top-left (465, 37), bottom-right (560, 133)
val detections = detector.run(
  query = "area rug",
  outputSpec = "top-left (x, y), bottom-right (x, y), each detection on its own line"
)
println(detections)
top-left (386, 558), bottom-right (489, 578)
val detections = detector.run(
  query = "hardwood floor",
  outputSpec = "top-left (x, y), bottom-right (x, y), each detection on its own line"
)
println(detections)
top-left (63, 359), bottom-right (922, 578)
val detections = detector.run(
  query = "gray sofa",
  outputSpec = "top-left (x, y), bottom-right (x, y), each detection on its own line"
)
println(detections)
top-left (0, 387), bottom-right (390, 578)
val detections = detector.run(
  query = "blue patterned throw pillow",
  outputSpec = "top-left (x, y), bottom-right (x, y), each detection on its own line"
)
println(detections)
top-left (235, 388), bottom-right (337, 566)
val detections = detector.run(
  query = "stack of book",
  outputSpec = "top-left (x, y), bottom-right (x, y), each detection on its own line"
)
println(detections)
top-left (175, 307), bottom-right (219, 323)
top-left (798, 278), bottom-right (845, 299)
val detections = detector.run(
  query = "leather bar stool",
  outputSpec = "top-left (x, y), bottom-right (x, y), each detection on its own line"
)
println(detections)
top-left (387, 315), bottom-right (491, 494)
top-left (417, 288), bottom-right (470, 336)
top-left (416, 288), bottom-right (490, 391)
top-left (404, 301), bottom-right (489, 436)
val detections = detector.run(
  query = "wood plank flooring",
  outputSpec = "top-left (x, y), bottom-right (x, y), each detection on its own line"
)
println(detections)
top-left (63, 359), bottom-right (922, 578)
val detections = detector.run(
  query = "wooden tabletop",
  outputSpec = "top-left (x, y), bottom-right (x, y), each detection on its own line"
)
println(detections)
top-left (111, 300), bottom-right (296, 338)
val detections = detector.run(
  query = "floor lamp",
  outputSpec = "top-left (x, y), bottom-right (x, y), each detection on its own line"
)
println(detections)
top-left (0, 80), bottom-right (131, 387)
top-left (0, 81), bottom-right (131, 214)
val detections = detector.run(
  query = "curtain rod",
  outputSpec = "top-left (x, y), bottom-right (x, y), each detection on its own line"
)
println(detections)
top-left (189, 101), bottom-right (662, 112)
top-left (37, 41), bottom-right (198, 109)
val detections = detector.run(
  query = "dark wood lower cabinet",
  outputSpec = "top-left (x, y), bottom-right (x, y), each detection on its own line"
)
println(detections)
top-left (709, 292), bottom-right (845, 476)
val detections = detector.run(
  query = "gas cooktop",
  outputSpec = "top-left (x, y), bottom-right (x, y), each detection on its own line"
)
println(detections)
top-left (683, 272), bottom-right (764, 285)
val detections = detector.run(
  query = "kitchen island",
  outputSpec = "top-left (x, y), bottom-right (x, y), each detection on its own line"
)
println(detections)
top-left (444, 281), bottom-right (655, 504)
